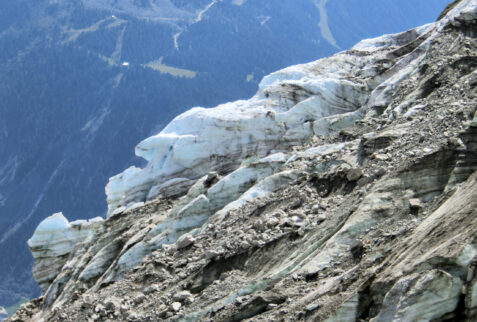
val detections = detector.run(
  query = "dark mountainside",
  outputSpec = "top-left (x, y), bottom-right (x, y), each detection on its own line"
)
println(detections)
top-left (8, 0), bottom-right (477, 321)
top-left (0, 0), bottom-right (450, 310)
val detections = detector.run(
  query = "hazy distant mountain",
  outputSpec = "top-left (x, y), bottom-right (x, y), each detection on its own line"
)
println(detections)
top-left (0, 0), bottom-right (449, 309)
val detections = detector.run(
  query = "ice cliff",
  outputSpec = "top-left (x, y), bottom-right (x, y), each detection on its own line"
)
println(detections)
top-left (12, 0), bottom-right (477, 321)
top-left (104, 20), bottom-right (433, 215)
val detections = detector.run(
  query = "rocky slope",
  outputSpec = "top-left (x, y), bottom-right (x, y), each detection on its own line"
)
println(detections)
top-left (0, 0), bottom-right (449, 308)
top-left (10, 0), bottom-right (477, 321)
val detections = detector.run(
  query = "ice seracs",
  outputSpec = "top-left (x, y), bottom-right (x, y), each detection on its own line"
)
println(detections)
top-left (105, 23), bottom-right (436, 215)
top-left (28, 213), bottom-right (103, 291)
top-left (104, 0), bottom-right (477, 217)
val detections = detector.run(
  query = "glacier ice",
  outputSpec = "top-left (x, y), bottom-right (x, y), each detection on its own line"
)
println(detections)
top-left (104, 19), bottom-right (436, 215)
top-left (104, 59), bottom-right (379, 214)
top-left (27, 213), bottom-right (104, 291)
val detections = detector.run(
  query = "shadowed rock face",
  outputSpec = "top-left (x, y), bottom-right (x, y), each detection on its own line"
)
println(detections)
top-left (10, 1), bottom-right (477, 321)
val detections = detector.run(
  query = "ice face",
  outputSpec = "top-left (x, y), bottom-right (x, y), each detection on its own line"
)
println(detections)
top-left (32, 212), bottom-right (69, 232)
top-left (104, 67), bottom-right (370, 214)
top-left (103, 3), bottom-right (450, 215)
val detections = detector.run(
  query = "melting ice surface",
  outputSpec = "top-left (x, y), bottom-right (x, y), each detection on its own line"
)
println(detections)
top-left (104, 36), bottom-right (410, 213)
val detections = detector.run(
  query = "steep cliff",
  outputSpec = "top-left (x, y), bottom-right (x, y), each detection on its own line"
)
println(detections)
top-left (10, 0), bottom-right (477, 321)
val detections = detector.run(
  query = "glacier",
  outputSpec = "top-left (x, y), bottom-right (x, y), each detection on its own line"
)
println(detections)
top-left (105, 21), bottom-right (438, 215)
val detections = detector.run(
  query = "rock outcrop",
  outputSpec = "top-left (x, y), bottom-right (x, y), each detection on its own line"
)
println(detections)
top-left (10, 1), bottom-right (477, 321)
